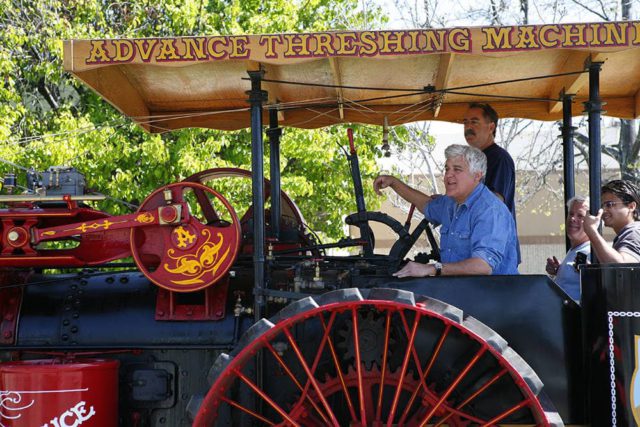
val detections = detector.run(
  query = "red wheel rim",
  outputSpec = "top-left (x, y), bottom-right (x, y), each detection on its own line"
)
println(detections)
top-left (194, 288), bottom-right (559, 426)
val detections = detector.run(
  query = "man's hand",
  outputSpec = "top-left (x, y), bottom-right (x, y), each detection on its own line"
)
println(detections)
top-left (583, 209), bottom-right (603, 236)
top-left (545, 256), bottom-right (560, 275)
top-left (392, 261), bottom-right (435, 278)
top-left (373, 175), bottom-right (397, 195)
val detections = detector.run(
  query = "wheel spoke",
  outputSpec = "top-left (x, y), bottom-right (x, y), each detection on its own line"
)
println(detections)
top-left (397, 323), bottom-right (451, 426)
top-left (481, 398), bottom-right (532, 426)
top-left (192, 187), bottom-right (220, 223)
top-left (434, 368), bottom-right (508, 427)
top-left (234, 368), bottom-right (301, 426)
top-left (283, 327), bottom-right (340, 427)
top-left (375, 309), bottom-right (392, 422)
top-left (220, 395), bottom-right (276, 425)
top-left (263, 341), bottom-right (330, 425)
top-left (386, 309), bottom-right (421, 427)
top-left (320, 314), bottom-right (358, 422)
top-left (351, 307), bottom-right (368, 426)
top-left (419, 346), bottom-right (487, 426)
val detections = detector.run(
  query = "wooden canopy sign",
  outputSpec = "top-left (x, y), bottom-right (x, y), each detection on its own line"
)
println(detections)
top-left (64, 21), bottom-right (640, 132)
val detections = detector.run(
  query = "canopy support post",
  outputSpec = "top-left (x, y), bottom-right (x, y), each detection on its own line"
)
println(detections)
top-left (267, 108), bottom-right (282, 240)
top-left (584, 59), bottom-right (603, 263)
top-left (561, 92), bottom-right (575, 252)
top-left (247, 70), bottom-right (267, 321)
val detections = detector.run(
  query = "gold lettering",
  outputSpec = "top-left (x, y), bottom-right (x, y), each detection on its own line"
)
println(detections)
top-left (335, 33), bottom-right (357, 55)
top-left (259, 35), bottom-right (281, 58)
top-left (561, 24), bottom-right (587, 47)
top-left (155, 39), bottom-right (181, 61)
top-left (112, 40), bottom-right (134, 62)
top-left (314, 33), bottom-right (335, 56)
top-left (133, 39), bottom-right (159, 62)
top-left (598, 22), bottom-right (629, 46)
top-left (482, 27), bottom-right (512, 50)
top-left (633, 22), bottom-right (640, 44)
top-left (182, 38), bottom-right (207, 60)
top-left (229, 36), bottom-right (250, 59)
top-left (449, 28), bottom-right (470, 52)
top-left (283, 34), bottom-right (311, 57)
top-left (405, 31), bottom-right (421, 53)
top-left (514, 26), bottom-right (540, 49)
top-left (359, 31), bottom-right (378, 56)
top-left (424, 30), bottom-right (446, 52)
top-left (539, 25), bottom-right (560, 48)
top-left (380, 31), bottom-right (403, 53)
top-left (206, 37), bottom-right (228, 59)
top-left (86, 40), bottom-right (111, 63)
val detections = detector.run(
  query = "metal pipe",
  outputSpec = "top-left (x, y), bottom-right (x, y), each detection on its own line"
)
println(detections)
top-left (585, 60), bottom-right (603, 263)
top-left (267, 108), bottom-right (282, 240)
top-left (247, 70), bottom-right (267, 321)
top-left (561, 93), bottom-right (575, 252)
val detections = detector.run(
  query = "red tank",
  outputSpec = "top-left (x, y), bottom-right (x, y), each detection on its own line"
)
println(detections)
top-left (0, 359), bottom-right (118, 427)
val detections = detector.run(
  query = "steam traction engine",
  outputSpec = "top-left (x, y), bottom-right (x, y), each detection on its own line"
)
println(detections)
top-left (0, 160), bottom-right (576, 427)
top-left (7, 20), bottom-right (640, 427)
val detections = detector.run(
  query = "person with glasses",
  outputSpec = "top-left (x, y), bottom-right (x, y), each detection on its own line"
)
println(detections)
top-left (374, 144), bottom-right (519, 277)
top-left (583, 180), bottom-right (640, 263)
top-left (463, 103), bottom-right (520, 264)
top-left (545, 196), bottom-right (591, 300)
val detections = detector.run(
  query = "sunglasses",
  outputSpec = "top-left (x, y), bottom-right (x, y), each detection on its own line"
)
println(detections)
top-left (601, 201), bottom-right (627, 209)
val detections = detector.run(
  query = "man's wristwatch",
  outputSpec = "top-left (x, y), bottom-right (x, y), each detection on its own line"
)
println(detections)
top-left (433, 262), bottom-right (443, 276)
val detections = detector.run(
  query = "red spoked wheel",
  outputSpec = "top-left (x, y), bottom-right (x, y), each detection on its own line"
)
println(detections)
top-left (193, 288), bottom-right (563, 426)
top-left (130, 182), bottom-right (241, 292)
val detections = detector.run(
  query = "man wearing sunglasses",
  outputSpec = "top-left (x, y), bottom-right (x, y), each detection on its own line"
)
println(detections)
top-left (583, 180), bottom-right (640, 263)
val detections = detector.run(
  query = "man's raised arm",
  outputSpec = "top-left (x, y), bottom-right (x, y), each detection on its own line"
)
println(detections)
top-left (373, 175), bottom-right (431, 212)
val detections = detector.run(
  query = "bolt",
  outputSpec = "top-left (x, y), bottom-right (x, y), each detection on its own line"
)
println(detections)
top-left (72, 312), bottom-right (79, 319)
top-left (4, 314), bottom-right (13, 321)
top-left (71, 285), bottom-right (77, 290)
top-left (157, 311), bottom-right (165, 316)
top-left (186, 310), bottom-right (193, 316)
top-left (80, 280), bottom-right (88, 286)
top-left (3, 331), bottom-right (12, 339)
top-left (216, 310), bottom-right (223, 317)
top-left (71, 326), bottom-right (78, 333)
top-left (61, 334), bottom-right (69, 341)
top-left (105, 277), bottom-right (114, 284)
top-left (119, 277), bottom-right (129, 284)
top-left (63, 320), bottom-right (70, 326)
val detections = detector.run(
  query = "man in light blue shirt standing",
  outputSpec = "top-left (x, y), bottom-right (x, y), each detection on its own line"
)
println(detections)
top-left (373, 144), bottom-right (519, 277)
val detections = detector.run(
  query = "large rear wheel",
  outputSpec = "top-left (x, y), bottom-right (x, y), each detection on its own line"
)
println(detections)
top-left (193, 288), bottom-right (563, 426)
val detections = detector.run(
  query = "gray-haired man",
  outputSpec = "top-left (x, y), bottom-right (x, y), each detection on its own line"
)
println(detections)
top-left (374, 144), bottom-right (519, 277)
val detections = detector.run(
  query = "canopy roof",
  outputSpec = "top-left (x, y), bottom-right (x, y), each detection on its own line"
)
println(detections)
top-left (64, 21), bottom-right (640, 132)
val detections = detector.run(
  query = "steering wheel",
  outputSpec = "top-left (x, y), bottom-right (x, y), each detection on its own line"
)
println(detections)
top-left (345, 209), bottom-right (440, 266)
top-left (130, 182), bottom-right (241, 292)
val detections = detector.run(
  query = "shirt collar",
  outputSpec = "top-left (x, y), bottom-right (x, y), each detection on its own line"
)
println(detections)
top-left (459, 183), bottom-right (485, 208)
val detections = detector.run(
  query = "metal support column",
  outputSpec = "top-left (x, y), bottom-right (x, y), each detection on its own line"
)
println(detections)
top-left (584, 59), bottom-right (603, 263)
top-left (561, 93), bottom-right (575, 252)
top-left (247, 70), bottom-right (267, 320)
top-left (267, 108), bottom-right (282, 240)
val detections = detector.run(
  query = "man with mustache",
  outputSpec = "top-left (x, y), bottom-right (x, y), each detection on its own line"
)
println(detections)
top-left (374, 144), bottom-right (518, 277)
top-left (583, 180), bottom-right (640, 263)
top-left (463, 102), bottom-right (519, 263)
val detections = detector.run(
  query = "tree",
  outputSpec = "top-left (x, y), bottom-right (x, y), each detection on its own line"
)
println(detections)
top-left (387, 0), bottom-right (639, 212)
top-left (0, 0), bottom-right (389, 240)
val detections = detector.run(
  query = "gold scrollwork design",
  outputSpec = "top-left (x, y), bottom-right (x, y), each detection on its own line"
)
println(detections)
top-left (163, 229), bottom-right (230, 285)
top-left (135, 213), bottom-right (155, 224)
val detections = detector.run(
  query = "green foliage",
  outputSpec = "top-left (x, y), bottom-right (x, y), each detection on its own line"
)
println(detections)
top-left (0, 0), bottom-right (389, 240)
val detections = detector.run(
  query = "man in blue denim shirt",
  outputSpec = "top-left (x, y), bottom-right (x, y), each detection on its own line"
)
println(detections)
top-left (373, 144), bottom-right (519, 277)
